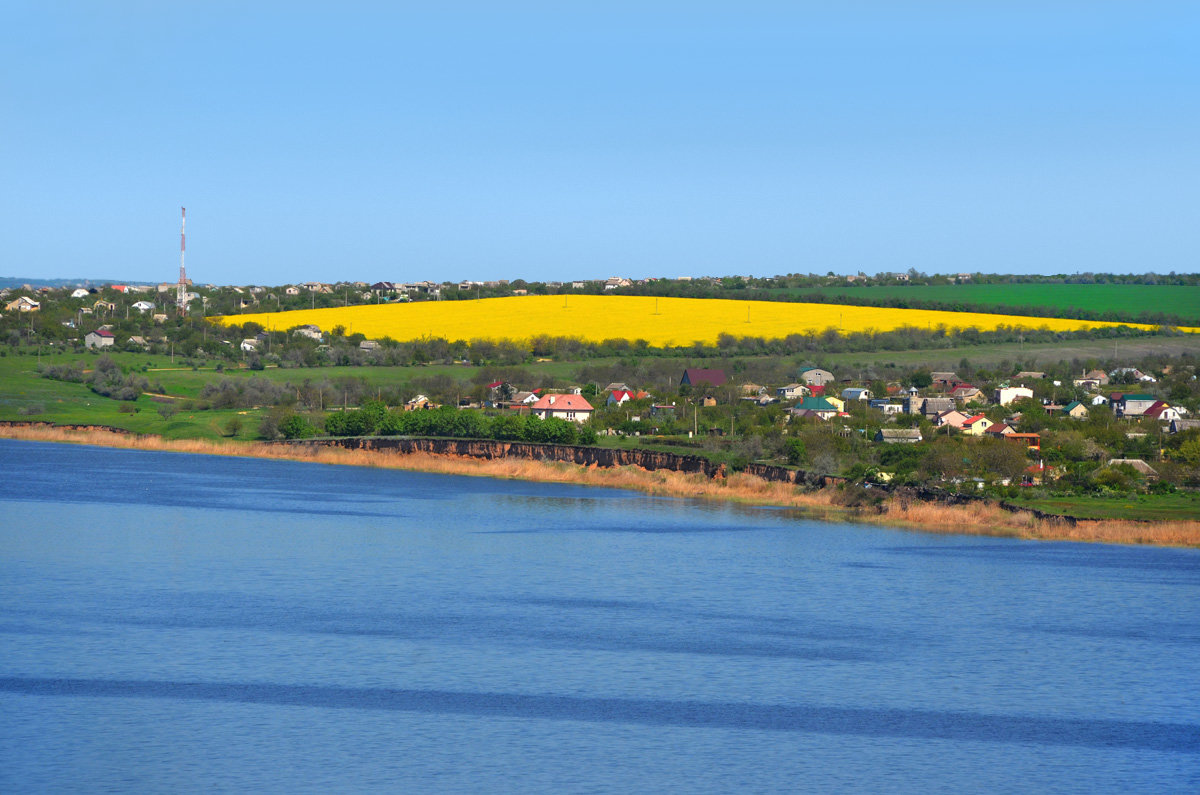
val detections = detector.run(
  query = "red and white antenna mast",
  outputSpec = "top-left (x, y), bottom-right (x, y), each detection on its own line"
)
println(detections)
top-left (176, 207), bottom-right (187, 315)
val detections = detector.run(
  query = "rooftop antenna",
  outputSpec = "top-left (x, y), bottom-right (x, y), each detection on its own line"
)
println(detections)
top-left (176, 207), bottom-right (187, 316)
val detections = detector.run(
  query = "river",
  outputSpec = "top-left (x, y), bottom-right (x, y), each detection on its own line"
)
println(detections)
top-left (1, 439), bottom-right (1197, 792)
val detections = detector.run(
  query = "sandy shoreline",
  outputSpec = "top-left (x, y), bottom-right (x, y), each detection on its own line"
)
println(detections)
top-left (4, 424), bottom-right (1198, 548)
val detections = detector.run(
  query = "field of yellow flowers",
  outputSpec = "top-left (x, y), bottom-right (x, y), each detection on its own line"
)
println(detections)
top-left (219, 295), bottom-right (1188, 347)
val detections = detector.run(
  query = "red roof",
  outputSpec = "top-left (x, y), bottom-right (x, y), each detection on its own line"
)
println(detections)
top-left (1143, 401), bottom-right (1169, 418)
top-left (530, 394), bottom-right (594, 412)
top-left (681, 368), bottom-right (727, 387)
top-left (486, 381), bottom-right (503, 389)
top-left (92, 329), bottom-right (114, 337)
top-left (962, 413), bottom-right (988, 426)
top-left (611, 389), bottom-right (635, 401)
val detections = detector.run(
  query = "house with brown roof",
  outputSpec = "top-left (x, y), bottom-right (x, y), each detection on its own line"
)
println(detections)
top-left (84, 329), bottom-right (114, 348)
top-left (949, 384), bottom-right (984, 404)
top-left (5, 296), bottom-right (40, 312)
top-left (934, 409), bottom-right (971, 429)
top-left (1107, 459), bottom-right (1158, 479)
top-left (797, 367), bottom-right (835, 386)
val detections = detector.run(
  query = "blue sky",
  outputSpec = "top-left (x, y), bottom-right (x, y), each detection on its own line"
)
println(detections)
top-left (2, 2), bottom-right (1197, 285)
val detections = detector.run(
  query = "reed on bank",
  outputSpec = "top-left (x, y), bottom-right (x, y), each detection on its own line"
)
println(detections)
top-left (4, 424), bottom-right (1198, 548)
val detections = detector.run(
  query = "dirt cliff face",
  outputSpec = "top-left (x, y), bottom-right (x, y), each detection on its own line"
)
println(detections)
top-left (301, 437), bottom-right (727, 478)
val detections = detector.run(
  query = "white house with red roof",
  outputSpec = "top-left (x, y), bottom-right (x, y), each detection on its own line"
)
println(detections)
top-left (530, 393), bottom-right (594, 423)
top-left (608, 389), bottom-right (651, 406)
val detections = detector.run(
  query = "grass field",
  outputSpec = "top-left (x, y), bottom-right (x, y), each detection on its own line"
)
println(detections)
top-left (769, 284), bottom-right (1200, 324)
top-left (1011, 492), bottom-right (1200, 522)
top-left (7, 333), bottom-right (1200, 434)
top-left (218, 295), bottom-right (1190, 347)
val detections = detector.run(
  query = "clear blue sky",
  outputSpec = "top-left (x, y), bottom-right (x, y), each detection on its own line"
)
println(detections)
top-left (2, 2), bottom-right (1197, 285)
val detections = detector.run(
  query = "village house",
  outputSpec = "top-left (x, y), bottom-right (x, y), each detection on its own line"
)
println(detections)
top-left (934, 409), bottom-right (971, 429)
top-left (776, 383), bottom-right (809, 400)
top-left (1062, 400), bottom-right (1089, 419)
top-left (797, 367), bottom-right (835, 386)
top-left (929, 371), bottom-right (958, 390)
top-left (405, 394), bottom-right (438, 411)
top-left (907, 396), bottom-right (955, 418)
top-left (358, 340), bottom-right (380, 351)
top-left (875, 428), bottom-right (923, 444)
top-left (961, 414), bottom-right (995, 436)
top-left (70, 288), bottom-right (90, 299)
top-left (529, 393), bottom-right (594, 423)
top-left (511, 390), bottom-right (542, 405)
top-left (1014, 371), bottom-right (1045, 380)
top-left (1144, 402), bottom-right (1184, 423)
top-left (868, 400), bottom-right (904, 415)
top-left (84, 329), bottom-right (114, 349)
top-left (1005, 433), bottom-right (1041, 451)
top-left (1110, 367), bottom-right (1156, 383)
top-left (680, 368), bottom-right (727, 387)
top-left (789, 396), bottom-right (842, 420)
top-left (949, 384), bottom-right (984, 404)
top-left (5, 296), bottom-right (40, 312)
top-left (131, 300), bottom-right (155, 313)
top-left (1107, 458), bottom-right (1158, 479)
top-left (293, 325), bottom-right (323, 341)
top-left (1073, 369), bottom-right (1109, 389)
top-left (128, 335), bottom-right (149, 349)
top-left (1169, 418), bottom-right (1200, 434)
top-left (841, 388), bottom-right (871, 402)
top-left (1112, 393), bottom-right (1158, 418)
top-left (994, 386), bottom-right (1034, 406)
top-left (983, 423), bottom-right (1015, 438)
top-left (240, 338), bottom-right (260, 352)
top-left (607, 389), bottom-right (649, 406)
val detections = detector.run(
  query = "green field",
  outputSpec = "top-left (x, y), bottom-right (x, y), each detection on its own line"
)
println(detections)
top-left (768, 284), bottom-right (1200, 324)
top-left (1011, 492), bottom-right (1200, 522)
top-left (6, 333), bottom-right (1200, 435)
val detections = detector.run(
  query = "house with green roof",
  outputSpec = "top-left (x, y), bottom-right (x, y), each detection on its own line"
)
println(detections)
top-left (1063, 400), bottom-right (1089, 419)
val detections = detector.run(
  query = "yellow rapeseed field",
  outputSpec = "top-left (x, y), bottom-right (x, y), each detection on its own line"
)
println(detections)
top-left (218, 295), bottom-right (1191, 347)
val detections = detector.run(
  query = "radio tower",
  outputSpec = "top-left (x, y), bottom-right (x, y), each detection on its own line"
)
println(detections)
top-left (176, 207), bottom-right (187, 316)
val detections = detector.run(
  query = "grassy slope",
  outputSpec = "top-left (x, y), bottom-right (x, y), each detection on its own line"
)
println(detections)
top-left (7, 334), bottom-right (1200, 427)
top-left (1010, 492), bottom-right (1200, 521)
top-left (770, 284), bottom-right (1200, 324)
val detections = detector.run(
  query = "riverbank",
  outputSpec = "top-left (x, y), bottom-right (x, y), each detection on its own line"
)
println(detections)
top-left (4, 424), bottom-right (1198, 548)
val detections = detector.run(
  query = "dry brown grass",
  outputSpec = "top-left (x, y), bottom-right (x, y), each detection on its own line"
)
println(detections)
top-left (5, 424), bottom-right (1199, 547)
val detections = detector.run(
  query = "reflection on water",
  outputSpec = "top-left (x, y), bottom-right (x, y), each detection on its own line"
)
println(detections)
top-left (1, 439), bottom-right (1198, 792)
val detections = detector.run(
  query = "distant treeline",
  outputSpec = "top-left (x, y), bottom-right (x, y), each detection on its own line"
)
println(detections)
top-left (280, 402), bottom-right (595, 446)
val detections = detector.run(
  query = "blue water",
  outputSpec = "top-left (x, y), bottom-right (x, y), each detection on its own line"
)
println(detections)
top-left (1, 439), bottom-right (1197, 792)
